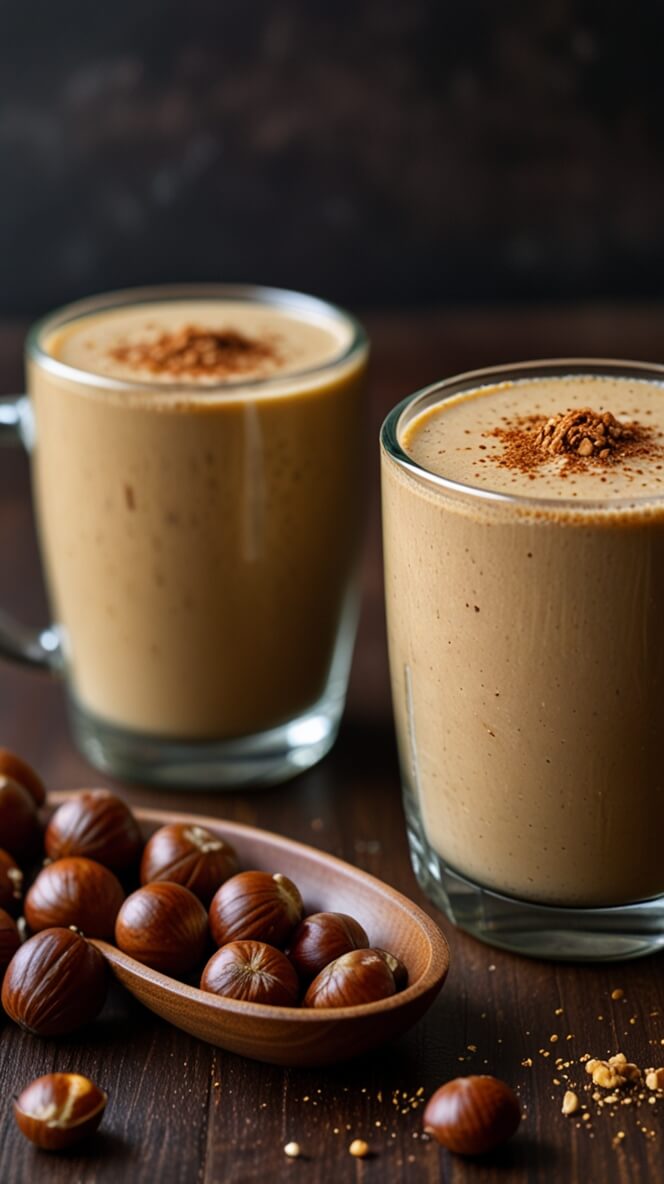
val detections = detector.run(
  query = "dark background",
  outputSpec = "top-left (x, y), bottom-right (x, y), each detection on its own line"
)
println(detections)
top-left (1, 0), bottom-right (663, 317)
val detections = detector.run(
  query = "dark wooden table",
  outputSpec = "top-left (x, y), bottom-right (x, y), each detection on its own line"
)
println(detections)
top-left (1, 306), bottom-right (663, 1183)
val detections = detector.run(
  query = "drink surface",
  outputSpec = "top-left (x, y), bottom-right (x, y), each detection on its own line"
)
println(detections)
top-left (47, 299), bottom-right (353, 389)
top-left (383, 372), bottom-right (664, 908)
top-left (30, 296), bottom-right (366, 738)
top-left (402, 375), bottom-right (664, 504)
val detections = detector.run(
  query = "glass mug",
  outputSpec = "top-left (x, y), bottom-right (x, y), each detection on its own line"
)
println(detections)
top-left (381, 359), bottom-right (664, 961)
top-left (0, 284), bottom-right (368, 787)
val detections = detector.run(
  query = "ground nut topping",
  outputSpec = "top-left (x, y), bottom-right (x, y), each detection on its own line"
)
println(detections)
top-left (535, 408), bottom-right (632, 459)
top-left (108, 325), bottom-right (279, 379)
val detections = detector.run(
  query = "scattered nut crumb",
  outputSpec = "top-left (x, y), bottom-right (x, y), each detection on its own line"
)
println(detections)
top-left (646, 1068), bottom-right (664, 1091)
top-left (562, 1091), bottom-right (580, 1116)
top-left (349, 1139), bottom-right (369, 1158)
top-left (284, 1142), bottom-right (301, 1158)
top-left (611, 989), bottom-right (625, 1001)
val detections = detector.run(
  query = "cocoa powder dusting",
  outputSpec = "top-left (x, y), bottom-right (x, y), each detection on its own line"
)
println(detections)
top-left (489, 406), bottom-right (661, 477)
top-left (109, 325), bottom-right (279, 379)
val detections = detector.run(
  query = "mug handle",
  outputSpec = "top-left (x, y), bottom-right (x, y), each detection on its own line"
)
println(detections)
top-left (0, 395), bottom-right (62, 670)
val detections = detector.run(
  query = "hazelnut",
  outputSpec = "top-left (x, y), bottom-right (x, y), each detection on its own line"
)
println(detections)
top-left (141, 823), bottom-right (238, 905)
top-left (0, 847), bottom-right (23, 917)
top-left (45, 789), bottom-right (142, 872)
top-left (0, 747), bottom-right (46, 807)
top-left (2, 927), bottom-right (108, 1036)
top-left (115, 881), bottom-right (208, 975)
top-left (209, 871), bottom-right (304, 949)
top-left (303, 948), bottom-right (397, 1009)
top-left (25, 856), bottom-right (124, 940)
top-left (0, 907), bottom-right (20, 979)
top-left (287, 912), bottom-right (369, 981)
top-left (0, 775), bottom-right (40, 861)
top-left (374, 948), bottom-right (409, 991)
top-left (200, 940), bottom-right (300, 1006)
top-left (14, 1073), bottom-right (107, 1150)
top-left (423, 1076), bottom-right (521, 1156)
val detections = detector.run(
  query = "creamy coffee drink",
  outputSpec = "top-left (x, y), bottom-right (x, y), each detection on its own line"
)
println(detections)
top-left (29, 294), bottom-right (367, 741)
top-left (382, 373), bottom-right (664, 909)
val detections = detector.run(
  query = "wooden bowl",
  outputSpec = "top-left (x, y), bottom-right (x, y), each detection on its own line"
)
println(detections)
top-left (50, 798), bottom-right (450, 1067)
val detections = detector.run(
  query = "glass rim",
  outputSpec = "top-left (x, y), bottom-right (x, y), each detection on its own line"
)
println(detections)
top-left (380, 357), bottom-right (664, 512)
top-left (26, 282), bottom-right (368, 394)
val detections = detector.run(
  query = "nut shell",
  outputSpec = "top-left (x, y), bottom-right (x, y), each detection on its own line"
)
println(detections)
top-left (374, 948), bottom-right (409, 991)
top-left (303, 948), bottom-right (397, 1009)
top-left (2, 927), bottom-right (108, 1036)
top-left (0, 776), bottom-right (40, 861)
top-left (0, 748), bottom-right (46, 807)
top-left (200, 940), bottom-right (300, 1006)
top-left (14, 1073), bottom-right (107, 1150)
top-left (209, 871), bottom-right (304, 949)
top-left (141, 823), bottom-right (238, 905)
top-left (115, 881), bottom-right (209, 975)
top-left (423, 1075), bottom-right (521, 1155)
top-left (287, 912), bottom-right (369, 980)
top-left (0, 847), bottom-right (23, 917)
top-left (25, 857), bottom-right (124, 940)
top-left (0, 907), bottom-right (20, 979)
top-left (45, 790), bottom-right (142, 872)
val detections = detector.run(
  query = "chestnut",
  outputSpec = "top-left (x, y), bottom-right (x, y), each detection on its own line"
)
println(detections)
top-left (209, 870), bottom-right (304, 949)
top-left (423, 1076), bottom-right (521, 1155)
top-left (0, 747), bottom-right (46, 807)
top-left (115, 881), bottom-right (208, 975)
top-left (2, 927), bottom-right (108, 1036)
top-left (0, 907), bottom-right (20, 980)
top-left (0, 847), bottom-right (23, 917)
top-left (45, 789), bottom-right (142, 873)
top-left (374, 948), bottom-right (409, 991)
top-left (141, 822), bottom-right (238, 905)
top-left (25, 856), bottom-right (124, 940)
top-left (14, 1073), bottom-right (107, 1150)
top-left (0, 775), bottom-right (40, 861)
top-left (303, 948), bottom-right (397, 1009)
top-left (287, 912), bottom-right (369, 980)
top-left (200, 940), bottom-right (300, 1006)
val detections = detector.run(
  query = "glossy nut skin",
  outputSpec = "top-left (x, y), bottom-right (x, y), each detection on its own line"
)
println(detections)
top-left (2, 927), bottom-right (108, 1036)
top-left (200, 940), bottom-right (300, 1006)
top-left (0, 908), bottom-right (20, 979)
top-left (303, 948), bottom-right (397, 1009)
top-left (287, 912), bottom-right (369, 980)
top-left (25, 857), bottom-right (124, 940)
top-left (374, 948), bottom-right (409, 991)
top-left (45, 790), bottom-right (142, 873)
top-left (14, 1073), bottom-right (107, 1150)
top-left (0, 776), bottom-right (40, 861)
top-left (141, 823), bottom-right (239, 906)
top-left (115, 881), bottom-right (209, 975)
top-left (423, 1076), bottom-right (521, 1155)
top-left (209, 871), bottom-right (304, 949)
top-left (0, 848), bottom-right (23, 917)
top-left (0, 748), bottom-right (46, 806)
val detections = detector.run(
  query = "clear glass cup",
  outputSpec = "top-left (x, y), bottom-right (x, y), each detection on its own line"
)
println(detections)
top-left (0, 284), bottom-right (368, 787)
top-left (381, 359), bottom-right (664, 961)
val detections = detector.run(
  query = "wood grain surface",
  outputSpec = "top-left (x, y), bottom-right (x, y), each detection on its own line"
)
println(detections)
top-left (1, 306), bottom-right (664, 1182)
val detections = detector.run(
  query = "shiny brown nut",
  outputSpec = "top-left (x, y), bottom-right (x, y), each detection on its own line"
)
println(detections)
top-left (0, 847), bottom-right (23, 917)
top-left (45, 789), bottom-right (142, 872)
top-left (0, 776), bottom-right (40, 861)
top-left (25, 857), bottom-right (124, 940)
top-left (287, 912), bottom-right (369, 981)
top-left (209, 871), bottom-right (304, 949)
top-left (374, 948), bottom-right (409, 991)
top-left (115, 881), bottom-right (208, 975)
top-left (14, 1073), bottom-right (107, 1150)
top-left (0, 907), bottom-right (20, 979)
top-left (0, 748), bottom-right (46, 807)
top-left (200, 940), bottom-right (300, 1006)
top-left (303, 948), bottom-right (397, 1009)
top-left (2, 927), bottom-right (108, 1036)
top-left (423, 1076), bottom-right (521, 1155)
top-left (140, 823), bottom-right (239, 905)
